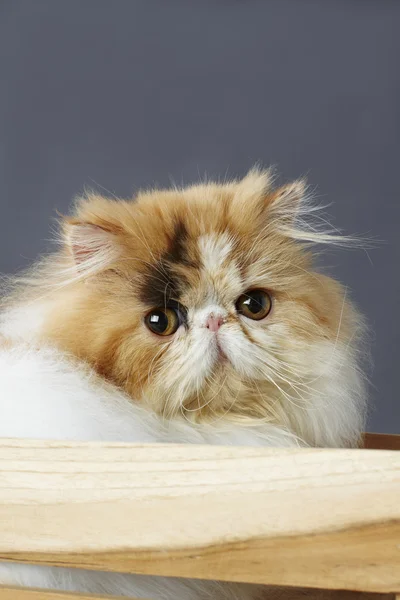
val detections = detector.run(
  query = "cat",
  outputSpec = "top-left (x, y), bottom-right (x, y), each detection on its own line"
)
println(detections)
top-left (0, 168), bottom-right (367, 599)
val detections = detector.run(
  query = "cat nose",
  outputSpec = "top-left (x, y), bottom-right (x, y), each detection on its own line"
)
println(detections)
top-left (206, 315), bottom-right (224, 332)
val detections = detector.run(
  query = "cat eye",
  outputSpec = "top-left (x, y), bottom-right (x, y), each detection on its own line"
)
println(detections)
top-left (235, 289), bottom-right (272, 321)
top-left (144, 308), bottom-right (181, 336)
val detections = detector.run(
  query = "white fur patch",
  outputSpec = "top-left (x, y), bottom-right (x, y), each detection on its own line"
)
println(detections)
top-left (198, 233), bottom-right (232, 273)
top-left (0, 303), bottom-right (48, 342)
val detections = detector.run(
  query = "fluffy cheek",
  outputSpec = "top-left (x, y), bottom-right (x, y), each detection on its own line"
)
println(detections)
top-left (218, 322), bottom-right (273, 380)
top-left (242, 296), bottom-right (345, 388)
top-left (112, 329), bottom-right (168, 400)
top-left (218, 316), bottom-right (313, 384)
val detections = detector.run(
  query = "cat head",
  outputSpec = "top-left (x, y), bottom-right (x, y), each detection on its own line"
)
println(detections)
top-left (36, 169), bottom-right (366, 446)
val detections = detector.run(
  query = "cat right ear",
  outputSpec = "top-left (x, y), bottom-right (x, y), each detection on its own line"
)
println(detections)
top-left (62, 193), bottom-right (128, 275)
top-left (66, 221), bottom-right (119, 264)
top-left (63, 220), bottom-right (121, 275)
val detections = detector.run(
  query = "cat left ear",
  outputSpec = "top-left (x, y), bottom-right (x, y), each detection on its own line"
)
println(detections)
top-left (266, 179), bottom-right (307, 221)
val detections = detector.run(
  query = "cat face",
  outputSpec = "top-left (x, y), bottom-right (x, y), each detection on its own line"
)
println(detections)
top-left (42, 169), bottom-right (365, 445)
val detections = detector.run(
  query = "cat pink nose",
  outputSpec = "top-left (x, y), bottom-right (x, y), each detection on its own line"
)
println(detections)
top-left (206, 316), bottom-right (224, 332)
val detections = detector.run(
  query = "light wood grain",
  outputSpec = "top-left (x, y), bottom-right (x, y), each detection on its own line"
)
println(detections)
top-left (0, 440), bottom-right (399, 593)
top-left (363, 433), bottom-right (400, 451)
top-left (0, 586), bottom-right (137, 600)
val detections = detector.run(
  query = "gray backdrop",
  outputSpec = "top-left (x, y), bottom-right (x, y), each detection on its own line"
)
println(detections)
top-left (1, 0), bottom-right (399, 433)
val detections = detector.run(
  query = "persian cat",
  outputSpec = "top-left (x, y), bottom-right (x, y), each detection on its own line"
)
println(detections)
top-left (0, 169), bottom-right (366, 599)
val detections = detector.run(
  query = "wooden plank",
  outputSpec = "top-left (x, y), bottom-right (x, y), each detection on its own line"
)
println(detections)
top-left (363, 433), bottom-right (400, 450)
top-left (0, 440), bottom-right (399, 593)
top-left (0, 586), bottom-right (137, 600)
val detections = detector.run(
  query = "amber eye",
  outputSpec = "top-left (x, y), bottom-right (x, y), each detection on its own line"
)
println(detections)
top-left (144, 308), bottom-right (181, 336)
top-left (235, 289), bottom-right (272, 321)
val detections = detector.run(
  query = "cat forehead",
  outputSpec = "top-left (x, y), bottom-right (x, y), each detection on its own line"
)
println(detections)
top-left (198, 233), bottom-right (234, 271)
top-left (136, 222), bottom-right (244, 307)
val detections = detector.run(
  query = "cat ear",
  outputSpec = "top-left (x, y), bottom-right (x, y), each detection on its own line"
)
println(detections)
top-left (266, 179), bottom-right (307, 222)
top-left (65, 221), bottom-right (120, 271)
top-left (63, 196), bottom-right (124, 274)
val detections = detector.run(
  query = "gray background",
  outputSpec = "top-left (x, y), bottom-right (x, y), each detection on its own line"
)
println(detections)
top-left (1, 0), bottom-right (399, 433)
